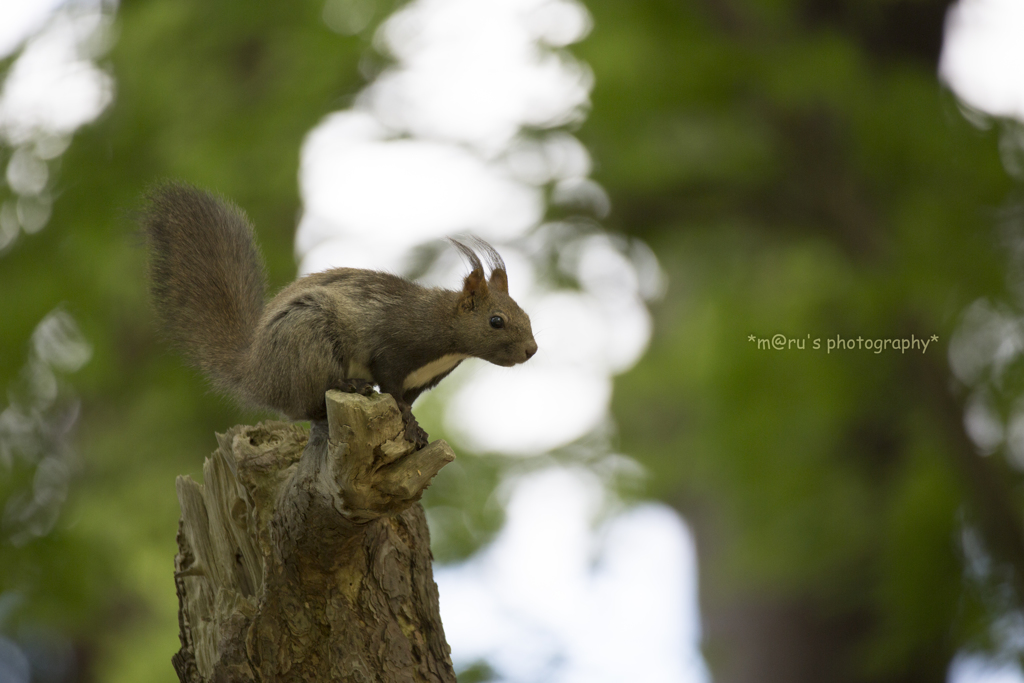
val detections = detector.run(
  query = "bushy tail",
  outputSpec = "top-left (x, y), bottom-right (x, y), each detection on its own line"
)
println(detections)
top-left (141, 183), bottom-right (266, 395)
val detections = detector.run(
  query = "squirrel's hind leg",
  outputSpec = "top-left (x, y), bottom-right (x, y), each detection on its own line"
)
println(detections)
top-left (303, 379), bottom-right (374, 420)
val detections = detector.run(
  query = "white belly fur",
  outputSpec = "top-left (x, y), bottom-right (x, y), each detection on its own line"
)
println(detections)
top-left (403, 354), bottom-right (468, 391)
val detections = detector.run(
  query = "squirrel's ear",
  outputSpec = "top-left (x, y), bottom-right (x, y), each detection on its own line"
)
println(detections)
top-left (459, 268), bottom-right (489, 311)
top-left (489, 268), bottom-right (508, 293)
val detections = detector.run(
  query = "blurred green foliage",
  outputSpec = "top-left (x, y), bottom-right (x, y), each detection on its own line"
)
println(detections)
top-left (1, 0), bottom-right (385, 680)
top-left (1, 0), bottom-right (1022, 681)
top-left (581, 0), bottom-right (1023, 681)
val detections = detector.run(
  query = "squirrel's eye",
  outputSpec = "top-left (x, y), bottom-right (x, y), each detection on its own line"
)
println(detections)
top-left (489, 316), bottom-right (505, 329)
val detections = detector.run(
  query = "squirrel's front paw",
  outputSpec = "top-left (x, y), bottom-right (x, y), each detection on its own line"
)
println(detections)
top-left (404, 418), bottom-right (429, 449)
top-left (396, 402), bottom-right (429, 448)
top-left (337, 378), bottom-right (375, 396)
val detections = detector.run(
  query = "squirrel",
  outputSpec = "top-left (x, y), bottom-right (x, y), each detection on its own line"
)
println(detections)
top-left (140, 182), bottom-right (537, 446)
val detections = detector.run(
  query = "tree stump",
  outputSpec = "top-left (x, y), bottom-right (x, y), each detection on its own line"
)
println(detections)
top-left (171, 390), bottom-right (457, 682)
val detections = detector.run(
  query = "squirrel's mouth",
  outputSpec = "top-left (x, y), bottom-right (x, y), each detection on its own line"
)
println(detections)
top-left (505, 346), bottom-right (537, 366)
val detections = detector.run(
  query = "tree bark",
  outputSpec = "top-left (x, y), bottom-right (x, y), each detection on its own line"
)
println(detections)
top-left (171, 390), bottom-right (457, 683)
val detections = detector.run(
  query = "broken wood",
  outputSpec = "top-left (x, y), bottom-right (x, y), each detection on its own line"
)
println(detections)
top-left (171, 390), bottom-right (457, 682)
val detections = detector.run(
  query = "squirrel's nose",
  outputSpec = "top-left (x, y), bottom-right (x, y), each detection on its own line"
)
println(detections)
top-left (524, 340), bottom-right (538, 360)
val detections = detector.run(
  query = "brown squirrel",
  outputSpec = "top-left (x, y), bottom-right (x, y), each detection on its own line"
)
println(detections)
top-left (140, 182), bottom-right (537, 445)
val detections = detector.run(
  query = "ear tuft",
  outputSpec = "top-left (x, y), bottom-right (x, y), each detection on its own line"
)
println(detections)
top-left (470, 237), bottom-right (506, 273)
top-left (448, 237), bottom-right (484, 274)
top-left (450, 236), bottom-right (508, 301)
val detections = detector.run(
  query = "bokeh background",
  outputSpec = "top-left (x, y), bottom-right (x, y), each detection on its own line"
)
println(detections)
top-left (2, 0), bottom-right (1024, 681)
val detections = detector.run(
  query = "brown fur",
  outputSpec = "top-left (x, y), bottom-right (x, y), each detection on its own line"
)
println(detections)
top-left (140, 183), bottom-right (537, 435)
